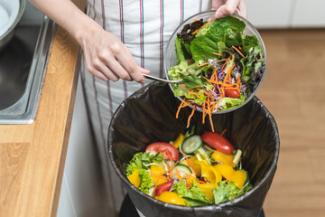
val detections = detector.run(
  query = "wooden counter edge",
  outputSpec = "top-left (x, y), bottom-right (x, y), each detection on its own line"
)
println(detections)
top-left (49, 28), bottom-right (79, 217)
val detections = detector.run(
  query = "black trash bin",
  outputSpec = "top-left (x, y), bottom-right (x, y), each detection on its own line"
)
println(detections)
top-left (107, 82), bottom-right (280, 217)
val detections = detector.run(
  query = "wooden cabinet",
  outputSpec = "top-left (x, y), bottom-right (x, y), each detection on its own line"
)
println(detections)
top-left (57, 79), bottom-right (108, 217)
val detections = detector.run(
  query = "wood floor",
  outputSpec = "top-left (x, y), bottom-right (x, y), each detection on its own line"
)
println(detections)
top-left (256, 30), bottom-right (325, 217)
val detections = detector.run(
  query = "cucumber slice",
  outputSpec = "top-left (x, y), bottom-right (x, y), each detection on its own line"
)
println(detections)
top-left (171, 164), bottom-right (193, 179)
top-left (233, 149), bottom-right (242, 167)
top-left (196, 147), bottom-right (211, 165)
top-left (181, 135), bottom-right (202, 154)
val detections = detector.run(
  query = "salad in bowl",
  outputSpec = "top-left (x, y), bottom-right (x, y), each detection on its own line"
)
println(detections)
top-left (165, 13), bottom-right (266, 131)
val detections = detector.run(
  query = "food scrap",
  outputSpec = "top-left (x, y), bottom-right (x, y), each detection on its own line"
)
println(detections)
top-left (125, 130), bottom-right (252, 206)
top-left (168, 16), bottom-right (265, 130)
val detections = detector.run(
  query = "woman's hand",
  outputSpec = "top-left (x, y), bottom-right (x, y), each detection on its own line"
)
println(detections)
top-left (76, 22), bottom-right (149, 82)
top-left (30, 0), bottom-right (148, 82)
top-left (212, 0), bottom-right (246, 19)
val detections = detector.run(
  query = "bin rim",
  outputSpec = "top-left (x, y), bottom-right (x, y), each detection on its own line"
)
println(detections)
top-left (107, 83), bottom-right (280, 211)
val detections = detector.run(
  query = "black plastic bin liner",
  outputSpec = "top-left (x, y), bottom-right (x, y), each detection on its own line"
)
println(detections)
top-left (107, 82), bottom-right (280, 217)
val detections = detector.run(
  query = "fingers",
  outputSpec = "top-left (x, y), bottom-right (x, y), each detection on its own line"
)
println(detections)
top-left (212, 0), bottom-right (226, 10)
top-left (82, 34), bottom-right (150, 83)
top-left (115, 47), bottom-right (146, 82)
top-left (214, 0), bottom-right (241, 19)
top-left (237, 0), bottom-right (246, 17)
top-left (93, 70), bottom-right (110, 80)
top-left (84, 48), bottom-right (119, 81)
top-left (93, 59), bottom-right (119, 81)
top-left (98, 49), bottom-right (132, 81)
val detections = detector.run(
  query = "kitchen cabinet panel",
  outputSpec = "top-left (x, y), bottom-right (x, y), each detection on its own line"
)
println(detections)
top-left (291, 0), bottom-right (325, 27)
top-left (246, 0), bottom-right (295, 28)
top-left (57, 78), bottom-right (109, 217)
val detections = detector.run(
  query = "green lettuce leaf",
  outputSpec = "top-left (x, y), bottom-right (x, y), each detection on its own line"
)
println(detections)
top-left (172, 180), bottom-right (210, 206)
top-left (217, 95), bottom-right (246, 110)
top-left (213, 181), bottom-right (252, 204)
top-left (175, 37), bottom-right (186, 62)
top-left (126, 152), bottom-right (163, 176)
top-left (138, 169), bottom-right (154, 194)
top-left (190, 16), bottom-right (246, 62)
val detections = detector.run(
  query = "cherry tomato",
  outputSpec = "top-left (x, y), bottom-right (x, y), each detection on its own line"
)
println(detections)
top-left (155, 180), bottom-right (173, 196)
top-left (201, 132), bottom-right (234, 154)
top-left (225, 89), bottom-right (240, 98)
top-left (146, 142), bottom-right (179, 161)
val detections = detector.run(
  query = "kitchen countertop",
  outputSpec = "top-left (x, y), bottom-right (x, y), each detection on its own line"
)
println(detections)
top-left (0, 25), bottom-right (79, 217)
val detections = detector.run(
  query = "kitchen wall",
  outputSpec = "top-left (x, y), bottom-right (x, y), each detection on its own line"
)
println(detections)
top-left (247, 0), bottom-right (325, 28)
top-left (25, 0), bottom-right (325, 28)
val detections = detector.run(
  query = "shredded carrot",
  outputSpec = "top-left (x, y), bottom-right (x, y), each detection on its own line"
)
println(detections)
top-left (176, 101), bottom-right (184, 119)
top-left (232, 45), bottom-right (245, 58)
top-left (206, 97), bottom-right (215, 132)
top-left (174, 44), bottom-right (244, 130)
top-left (201, 100), bottom-right (207, 124)
top-left (236, 73), bottom-right (241, 89)
top-left (198, 62), bottom-right (208, 67)
top-left (212, 52), bottom-right (223, 57)
top-left (187, 106), bottom-right (196, 128)
top-left (221, 87), bottom-right (225, 97)
top-left (191, 21), bottom-right (211, 35)
top-left (209, 68), bottom-right (217, 82)
top-left (224, 64), bottom-right (235, 84)
top-left (221, 62), bottom-right (227, 72)
top-left (224, 86), bottom-right (240, 91)
top-left (176, 101), bottom-right (189, 119)
top-left (209, 81), bottom-right (238, 87)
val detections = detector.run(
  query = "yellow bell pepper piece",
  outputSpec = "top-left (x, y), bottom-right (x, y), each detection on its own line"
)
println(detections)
top-left (212, 167), bottom-right (222, 184)
top-left (185, 176), bottom-right (196, 186)
top-left (156, 192), bottom-right (186, 206)
top-left (186, 156), bottom-right (201, 176)
top-left (230, 170), bottom-right (247, 189)
top-left (152, 175), bottom-right (168, 186)
top-left (150, 165), bottom-right (167, 186)
top-left (150, 165), bottom-right (165, 176)
top-left (127, 169), bottom-right (140, 188)
top-left (214, 164), bottom-right (234, 181)
top-left (173, 133), bottom-right (185, 148)
top-left (196, 182), bottom-right (215, 201)
top-left (200, 161), bottom-right (222, 185)
top-left (211, 151), bottom-right (234, 167)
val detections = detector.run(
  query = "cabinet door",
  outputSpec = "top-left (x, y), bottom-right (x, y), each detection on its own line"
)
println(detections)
top-left (57, 79), bottom-right (109, 217)
top-left (291, 0), bottom-right (325, 27)
top-left (247, 0), bottom-right (295, 28)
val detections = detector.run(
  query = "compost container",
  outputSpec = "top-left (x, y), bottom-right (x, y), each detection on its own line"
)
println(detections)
top-left (107, 82), bottom-right (280, 217)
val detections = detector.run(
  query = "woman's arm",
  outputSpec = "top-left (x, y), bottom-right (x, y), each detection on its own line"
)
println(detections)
top-left (30, 0), bottom-right (148, 82)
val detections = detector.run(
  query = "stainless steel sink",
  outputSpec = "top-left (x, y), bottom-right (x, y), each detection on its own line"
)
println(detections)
top-left (0, 17), bottom-right (54, 124)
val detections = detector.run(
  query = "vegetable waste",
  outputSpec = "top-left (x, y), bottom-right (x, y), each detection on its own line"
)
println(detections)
top-left (168, 16), bottom-right (265, 131)
top-left (126, 130), bottom-right (252, 206)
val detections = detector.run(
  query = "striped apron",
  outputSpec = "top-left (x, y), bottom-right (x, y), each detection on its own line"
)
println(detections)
top-left (81, 0), bottom-right (211, 216)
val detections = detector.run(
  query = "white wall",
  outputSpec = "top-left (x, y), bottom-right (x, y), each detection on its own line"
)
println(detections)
top-left (24, 0), bottom-right (325, 28)
top-left (247, 0), bottom-right (325, 28)
top-left (57, 78), bottom-right (109, 217)
top-left (291, 0), bottom-right (325, 27)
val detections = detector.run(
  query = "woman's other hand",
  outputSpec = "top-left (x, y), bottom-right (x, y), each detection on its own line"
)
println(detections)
top-left (76, 21), bottom-right (149, 82)
top-left (212, 0), bottom-right (246, 19)
top-left (30, 0), bottom-right (148, 82)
